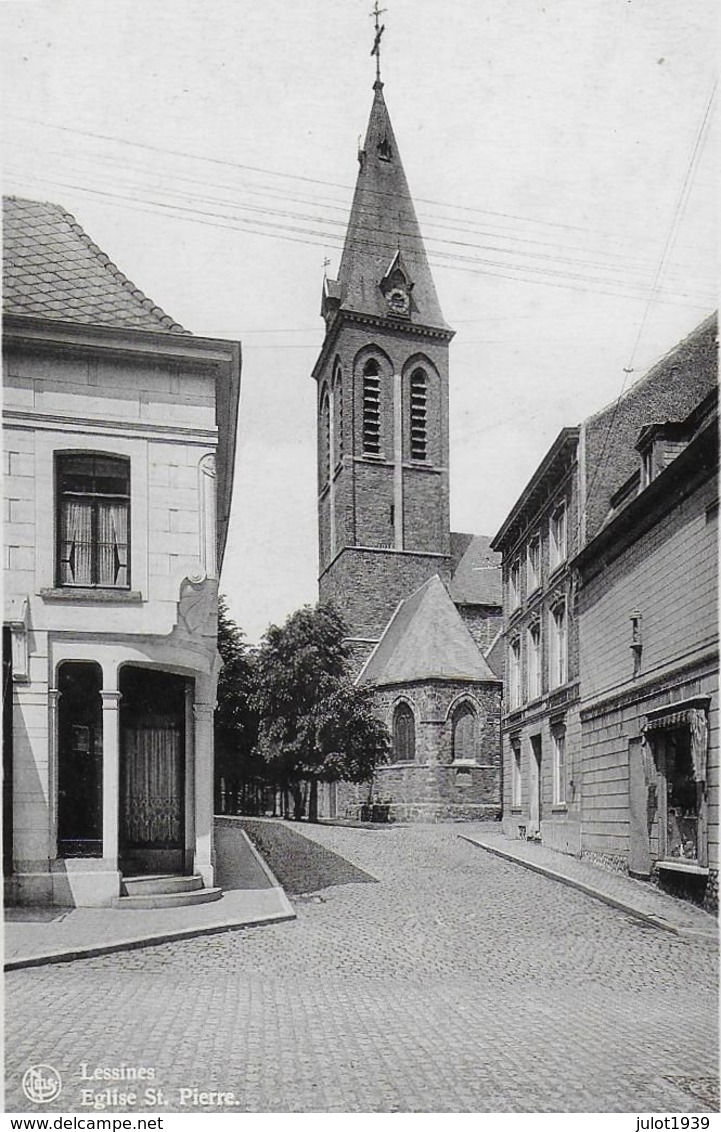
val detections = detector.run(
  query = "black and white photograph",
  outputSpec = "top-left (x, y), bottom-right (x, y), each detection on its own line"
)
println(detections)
top-left (2, 0), bottom-right (718, 1118)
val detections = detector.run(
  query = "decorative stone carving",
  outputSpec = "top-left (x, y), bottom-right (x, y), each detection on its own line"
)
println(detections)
top-left (177, 576), bottom-right (218, 639)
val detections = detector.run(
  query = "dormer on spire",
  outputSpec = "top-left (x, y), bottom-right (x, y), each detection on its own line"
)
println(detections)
top-left (334, 81), bottom-right (451, 333)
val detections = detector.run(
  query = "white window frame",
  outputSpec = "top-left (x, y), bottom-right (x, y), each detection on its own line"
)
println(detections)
top-left (527, 535), bottom-right (541, 594)
top-left (549, 501), bottom-right (567, 571)
top-left (509, 559), bottom-right (521, 611)
top-left (508, 638), bottom-right (522, 709)
top-left (553, 728), bottom-right (567, 806)
top-left (527, 621), bottom-right (542, 700)
top-left (549, 600), bottom-right (568, 689)
top-left (511, 741), bottom-right (522, 808)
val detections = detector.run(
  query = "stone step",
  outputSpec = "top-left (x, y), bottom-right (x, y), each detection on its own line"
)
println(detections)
top-left (121, 874), bottom-right (204, 897)
top-left (113, 886), bottom-right (223, 910)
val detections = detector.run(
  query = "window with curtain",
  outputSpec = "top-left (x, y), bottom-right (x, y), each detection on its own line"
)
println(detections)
top-left (509, 637), bottom-right (522, 708)
top-left (56, 454), bottom-right (130, 588)
top-left (549, 600), bottom-right (568, 688)
top-left (393, 702), bottom-right (415, 761)
top-left (527, 621), bottom-right (542, 700)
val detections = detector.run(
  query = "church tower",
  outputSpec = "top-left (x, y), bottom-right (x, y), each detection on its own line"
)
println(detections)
top-left (313, 76), bottom-right (454, 672)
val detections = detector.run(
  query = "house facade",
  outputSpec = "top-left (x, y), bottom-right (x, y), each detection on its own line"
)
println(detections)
top-left (3, 196), bottom-right (240, 906)
top-left (575, 388), bottom-right (718, 909)
top-left (490, 429), bottom-right (583, 855)
top-left (491, 314), bottom-right (717, 907)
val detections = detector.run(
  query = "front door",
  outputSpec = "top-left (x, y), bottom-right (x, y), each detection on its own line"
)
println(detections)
top-left (528, 735), bottom-right (542, 836)
top-left (119, 668), bottom-right (187, 875)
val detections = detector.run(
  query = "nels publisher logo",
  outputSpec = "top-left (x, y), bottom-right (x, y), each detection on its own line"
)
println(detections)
top-left (22, 1064), bottom-right (63, 1104)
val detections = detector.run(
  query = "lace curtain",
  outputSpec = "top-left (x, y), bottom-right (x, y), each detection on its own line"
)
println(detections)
top-left (121, 726), bottom-right (182, 846)
top-left (60, 499), bottom-right (128, 586)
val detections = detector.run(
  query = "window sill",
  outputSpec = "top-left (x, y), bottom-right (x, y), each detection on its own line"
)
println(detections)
top-left (551, 804), bottom-right (568, 813)
top-left (39, 588), bottom-right (143, 604)
top-left (548, 561), bottom-right (568, 582)
top-left (450, 759), bottom-right (478, 768)
top-left (656, 859), bottom-right (708, 876)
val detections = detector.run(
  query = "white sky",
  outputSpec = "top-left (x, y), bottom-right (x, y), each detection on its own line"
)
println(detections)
top-left (2, 0), bottom-right (717, 642)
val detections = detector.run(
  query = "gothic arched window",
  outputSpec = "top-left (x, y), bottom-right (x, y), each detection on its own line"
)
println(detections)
top-left (452, 703), bottom-right (478, 762)
top-left (393, 702), bottom-right (415, 762)
top-left (320, 387), bottom-right (331, 484)
top-left (362, 359), bottom-right (381, 455)
top-left (333, 364), bottom-right (343, 465)
top-left (410, 368), bottom-right (428, 461)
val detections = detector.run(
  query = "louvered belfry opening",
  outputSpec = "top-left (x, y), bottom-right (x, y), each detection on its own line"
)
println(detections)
top-left (410, 368), bottom-right (427, 460)
top-left (333, 364), bottom-right (343, 463)
top-left (320, 387), bottom-right (331, 483)
top-left (362, 359), bottom-right (381, 454)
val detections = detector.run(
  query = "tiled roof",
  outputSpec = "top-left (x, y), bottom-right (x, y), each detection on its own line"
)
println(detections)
top-left (3, 195), bottom-right (188, 334)
top-left (357, 575), bottom-right (499, 687)
top-left (449, 532), bottom-right (502, 606)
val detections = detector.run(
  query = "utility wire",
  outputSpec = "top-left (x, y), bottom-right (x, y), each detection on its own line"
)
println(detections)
top-left (571, 79), bottom-right (717, 547)
top-left (6, 112), bottom-right (695, 245)
top-left (4, 166), bottom-right (713, 310)
top-left (4, 131), bottom-right (707, 281)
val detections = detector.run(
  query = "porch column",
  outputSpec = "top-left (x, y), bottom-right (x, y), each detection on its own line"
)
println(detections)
top-left (48, 688), bottom-right (61, 859)
top-left (193, 701), bottom-right (215, 887)
top-left (100, 690), bottom-right (122, 866)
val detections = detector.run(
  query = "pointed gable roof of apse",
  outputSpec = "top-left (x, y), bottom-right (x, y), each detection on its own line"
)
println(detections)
top-left (335, 82), bottom-right (450, 332)
top-left (357, 575), bottom-right (499, 687)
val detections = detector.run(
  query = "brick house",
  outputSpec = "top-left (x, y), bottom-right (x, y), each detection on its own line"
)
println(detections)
top-left (490, 428), bottom-right (583, 855)
top-left (575, 386), bottom-right (718, 909)
top-left (2, 196), bottom-right (241, 906)
top-left (312, 79), bottom-right (502, 821)
top-left (491, 314), bottom-right (718, 907)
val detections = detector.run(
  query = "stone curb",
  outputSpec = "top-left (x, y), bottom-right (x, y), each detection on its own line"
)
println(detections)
top-left (459, 834), bottom-right (718, 943)
top-left (4, 907), bottom-right (296, 972)
top-left (5, 838), bottom-right (297, 971)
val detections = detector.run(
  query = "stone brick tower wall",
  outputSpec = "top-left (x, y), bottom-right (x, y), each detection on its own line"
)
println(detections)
top-left (313, 81), bottom-right (455, 671)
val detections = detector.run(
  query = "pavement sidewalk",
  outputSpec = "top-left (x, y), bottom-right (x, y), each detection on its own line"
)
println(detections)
top-left (460, 825), bottom-right (718, 942)
top-left (4, 823), bottom-right (296, 971)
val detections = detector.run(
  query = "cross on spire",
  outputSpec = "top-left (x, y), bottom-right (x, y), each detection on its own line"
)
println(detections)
top-left (370, 0), bottom-right (387, 85)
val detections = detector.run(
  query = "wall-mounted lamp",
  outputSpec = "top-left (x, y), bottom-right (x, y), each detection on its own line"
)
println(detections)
top-left (630, 610), bottom-right (642, 676)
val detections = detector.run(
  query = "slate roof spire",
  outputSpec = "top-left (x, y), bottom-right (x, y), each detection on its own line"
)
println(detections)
top-left (330, 75), bottom-right (450, 332)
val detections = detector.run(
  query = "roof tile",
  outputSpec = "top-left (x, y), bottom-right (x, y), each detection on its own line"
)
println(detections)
top-left (3, 195), bottom-right (189, 334)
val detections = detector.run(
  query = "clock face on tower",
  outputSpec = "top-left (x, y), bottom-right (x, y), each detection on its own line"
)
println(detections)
top-left (386, 286), bottom-right (410, 315)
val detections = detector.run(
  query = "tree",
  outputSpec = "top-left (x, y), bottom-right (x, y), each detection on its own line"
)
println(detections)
top-left (253, 603), bottom-right (389, 820)
top-left (214, 596), bottom-right (260, 813)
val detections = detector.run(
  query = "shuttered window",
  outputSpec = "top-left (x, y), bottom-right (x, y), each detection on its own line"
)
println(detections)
top-left (362, 360), bottom-right (381, 454)
top-left (410, 369), bottom-right (427, 461)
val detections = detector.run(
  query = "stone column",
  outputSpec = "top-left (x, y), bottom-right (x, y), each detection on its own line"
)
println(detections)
top-left (100, 690), bottom-right (122, 868)
top-left (48, 688), bottom-right (61, 860)
top-left (193, 701), bottom-right (215, 887)
top-left (393, 372), bottom-right (403, 549)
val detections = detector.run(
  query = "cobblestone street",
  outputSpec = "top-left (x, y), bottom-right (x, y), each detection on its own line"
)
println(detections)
top-left (6, 824), bottom-right (719, 1113)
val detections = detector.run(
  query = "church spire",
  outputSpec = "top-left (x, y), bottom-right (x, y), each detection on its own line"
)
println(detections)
top-left (324, 28), bottom-right (451, 335)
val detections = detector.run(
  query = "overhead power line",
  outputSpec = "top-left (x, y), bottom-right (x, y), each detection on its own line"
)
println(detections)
top-left (4, 165), bottom-right (713, 311)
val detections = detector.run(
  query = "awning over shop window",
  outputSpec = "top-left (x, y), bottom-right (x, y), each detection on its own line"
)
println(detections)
top-left (642, 698), bottom-right (710, 783)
